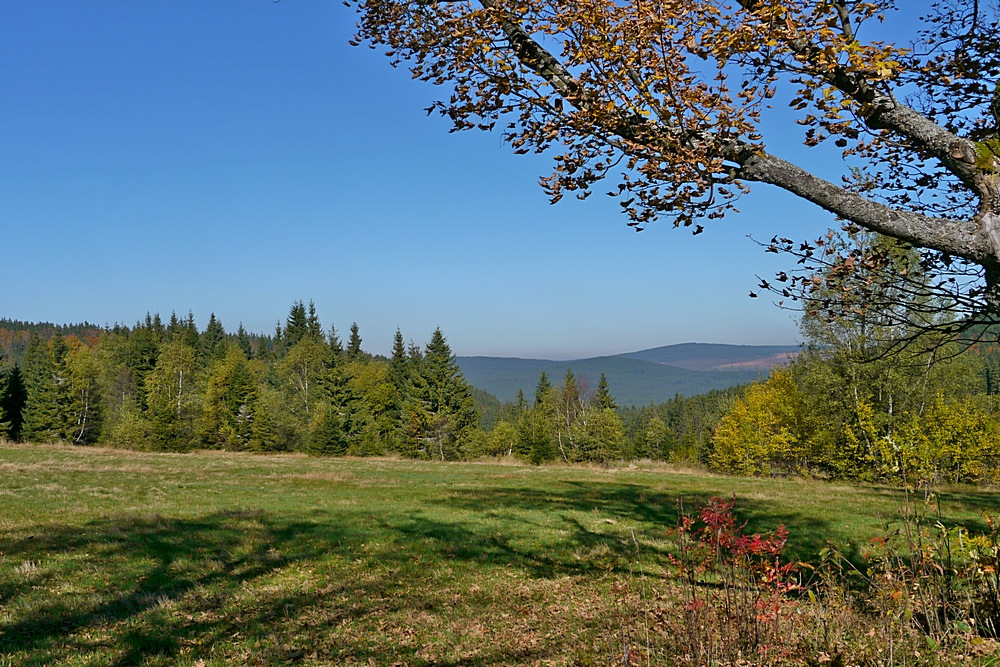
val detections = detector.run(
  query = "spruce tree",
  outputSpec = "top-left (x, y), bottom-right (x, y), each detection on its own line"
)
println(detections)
top-left (387, 328), bottom-right (408, 429)
top-left (328, 325), bottom-right (344, 360)
top-left (200, 313), bottom-right (226, 363)
top-left (285, 301), bottom-right (308, 346)
top-left (20, 335), bottom-right (61, 442)
top-left (182, 312), bottom-right (200, 349)
top-left (347, 322), bottom-right (363, 360)
top-left (151, 312), bottom-right (165, 337)
top-left (595, 372), bottom-right (618, 411)
top-left (306, 300), bottom-right (323, 342)
top-left (389, 328), bottom-right (407, 392)
top-left (199, 345), bottom-right (259, 450)
top-left (534, 371), bottom-right (551, 406)
top-left (268, 320), bottom-right (286, 360)
top-left (419, 327), bottom-right (480, 460)
top-left (167, 311), bottom-right (183, 340)
top-left (307, 402), bottom-right (349, 455)
top-left (236, 323), bottom-right (253, 359)
top-left (0, 365), bottom-right (26, 441)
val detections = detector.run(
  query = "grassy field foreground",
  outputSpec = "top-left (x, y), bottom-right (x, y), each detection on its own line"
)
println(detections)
top-left (1, 443), bottom-right (999, 666)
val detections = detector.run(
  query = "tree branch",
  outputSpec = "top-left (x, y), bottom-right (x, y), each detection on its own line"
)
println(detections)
top-left (734, 148), bottom-right (995, 263)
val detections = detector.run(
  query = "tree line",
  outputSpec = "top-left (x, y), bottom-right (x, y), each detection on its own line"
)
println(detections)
top-left (0, 304), bottom-right (484, 459)
top-left (5, 271), bottom-right (1000, 484)
top-left (0, 304), bottom-right (726, 465)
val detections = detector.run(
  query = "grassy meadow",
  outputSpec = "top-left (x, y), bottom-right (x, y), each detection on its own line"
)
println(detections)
top-left (2, 443), bottom-right (999, 666)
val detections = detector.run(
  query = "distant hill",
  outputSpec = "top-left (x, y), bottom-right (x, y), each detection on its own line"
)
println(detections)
top-left (618, 342), bottom-right (799, 371)
top-left (457, 343), bottom-right (799, 406)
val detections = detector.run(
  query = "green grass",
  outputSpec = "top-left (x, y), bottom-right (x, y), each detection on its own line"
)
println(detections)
top-left (1, 443), bottom-right (998, 665)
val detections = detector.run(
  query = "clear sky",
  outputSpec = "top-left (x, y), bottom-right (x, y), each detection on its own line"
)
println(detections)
top-left (1, 1), bottom-right (873, 359)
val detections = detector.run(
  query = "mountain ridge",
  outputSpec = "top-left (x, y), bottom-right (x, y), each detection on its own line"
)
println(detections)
top-left (458, 342), bottom-right (799, 406)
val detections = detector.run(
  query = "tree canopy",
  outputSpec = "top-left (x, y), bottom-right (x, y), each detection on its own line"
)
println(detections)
top-left (351, 0), bottom-right (1000, 329)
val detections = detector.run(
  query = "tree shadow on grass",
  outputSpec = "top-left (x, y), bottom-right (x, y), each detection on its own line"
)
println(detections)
top-left (436, 480), bottom-right (853, 565)
top-left (0, 509), bottom-right (367, 665)
top-left (5, 477), bottom-right (989, 665)
top-left (850, 483), bottom-right (1000, 534)
top-left (0, 505), bottom-right (632, 666)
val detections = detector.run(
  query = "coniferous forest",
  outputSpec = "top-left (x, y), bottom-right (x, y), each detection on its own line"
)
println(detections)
top-left (4, 294), bottom-right (1000, 485)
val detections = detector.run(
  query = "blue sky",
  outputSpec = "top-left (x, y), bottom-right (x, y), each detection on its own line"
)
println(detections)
top-left (1, 1), bottom-right (877, 359)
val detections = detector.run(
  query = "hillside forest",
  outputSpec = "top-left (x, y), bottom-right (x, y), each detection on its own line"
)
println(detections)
top-left (2, 291), bottom-right (1000, 485)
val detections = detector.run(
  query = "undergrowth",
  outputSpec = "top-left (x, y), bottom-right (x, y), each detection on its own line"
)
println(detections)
top-left (627, 491), bottom-right (1000, 666)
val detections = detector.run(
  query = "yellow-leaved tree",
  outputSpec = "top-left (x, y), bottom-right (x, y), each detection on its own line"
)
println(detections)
top-left (894, 395), bottom-right (1000, 484)
top-left (710, 370), bottom-right (812, 476)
